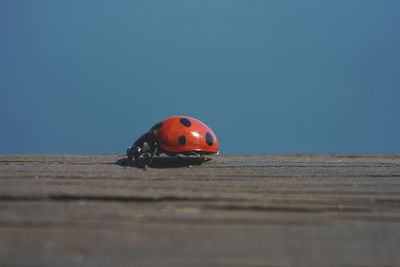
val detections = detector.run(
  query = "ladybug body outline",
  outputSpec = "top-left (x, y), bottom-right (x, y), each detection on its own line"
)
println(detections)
top-left (127, 116), bottom-right (219, 167)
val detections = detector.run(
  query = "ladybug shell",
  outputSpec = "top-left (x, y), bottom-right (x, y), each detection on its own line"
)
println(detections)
top-left (151, 116), bottom-right (219, 154)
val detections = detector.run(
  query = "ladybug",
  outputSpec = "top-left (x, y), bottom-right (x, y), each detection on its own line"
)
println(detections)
top-left (127, 116), bottom-right (219, 167)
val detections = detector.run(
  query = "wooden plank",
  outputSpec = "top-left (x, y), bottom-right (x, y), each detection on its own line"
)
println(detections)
top-left (0, 154), bottom-right (400, 267)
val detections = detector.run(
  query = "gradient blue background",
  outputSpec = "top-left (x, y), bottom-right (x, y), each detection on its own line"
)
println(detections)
top-left (1, 0), bottom-right (400, 154)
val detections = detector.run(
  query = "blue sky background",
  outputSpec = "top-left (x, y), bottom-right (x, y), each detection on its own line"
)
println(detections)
top-left (1, 0), bottom-right (400, 154)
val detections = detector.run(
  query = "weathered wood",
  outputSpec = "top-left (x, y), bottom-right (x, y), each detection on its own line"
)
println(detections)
top-left (0, 154), bottom-right (400, 267)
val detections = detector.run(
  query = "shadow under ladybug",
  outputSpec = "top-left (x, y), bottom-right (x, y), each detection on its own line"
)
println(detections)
top-left (116, 155), bottom-right (210, 169)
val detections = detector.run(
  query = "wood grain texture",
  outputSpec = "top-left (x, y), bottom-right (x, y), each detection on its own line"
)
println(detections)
top-left (0, 154), bottom-right (400, 267)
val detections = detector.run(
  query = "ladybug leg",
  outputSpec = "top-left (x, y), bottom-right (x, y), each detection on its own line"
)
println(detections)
top-left (199, 153), bottom-right (212, 162)
top-left (175, 155), bottom-right (193, 168)
top-left (145, 147), bottom-right (158, 169)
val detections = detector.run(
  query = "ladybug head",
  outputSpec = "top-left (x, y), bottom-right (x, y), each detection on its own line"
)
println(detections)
top-left (126, 145), bottom-right (142, 161)
top-left (127, 131), bottom-right (157, 161)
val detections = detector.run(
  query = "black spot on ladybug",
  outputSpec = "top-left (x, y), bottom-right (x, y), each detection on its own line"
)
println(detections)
top-left (151, 122), bottom-right (163, 131)
top-left (180, 118), bottom-right (192, 127)
top-left (178, 135), bottom-right (186, 145)
top-left (205, 132), bottom-right (213, 146)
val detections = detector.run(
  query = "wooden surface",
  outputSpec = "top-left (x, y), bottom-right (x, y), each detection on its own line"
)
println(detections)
top-left (0, 154), bottom-right (400, 267)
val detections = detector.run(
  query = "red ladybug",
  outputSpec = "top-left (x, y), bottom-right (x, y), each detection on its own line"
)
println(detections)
top-left (127, 116), bottom-right (219, 167)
